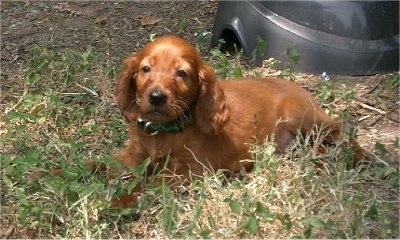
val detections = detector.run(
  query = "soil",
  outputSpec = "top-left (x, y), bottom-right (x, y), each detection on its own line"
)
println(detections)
top-left (1, 1), bottom-right (217, 69)
top-left (0, 1), bottom-right (399, 238)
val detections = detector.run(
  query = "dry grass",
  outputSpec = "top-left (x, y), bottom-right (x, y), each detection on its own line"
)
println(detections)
top-left (1, 45), bottom-right (399, 239)
top-left (118, 129), bottom-right (398, 239)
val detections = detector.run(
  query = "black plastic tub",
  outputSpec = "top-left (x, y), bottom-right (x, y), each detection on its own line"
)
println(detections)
top-left (211, 1), bottom-right (399, 75)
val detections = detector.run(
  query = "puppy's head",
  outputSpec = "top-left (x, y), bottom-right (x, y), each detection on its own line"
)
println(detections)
top-left (116, 36), bottom-right (229, 134)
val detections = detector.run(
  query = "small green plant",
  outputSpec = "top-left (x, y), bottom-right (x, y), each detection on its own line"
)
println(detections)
top-left (176, 11), bottom-right (187, 34)
top-left (386, 73), bottom-right (399, 89)
top-left (209, 40), bottom-right (244, 79)
top-left (105, 65), bottom-right (117, 79)
top-left (301, 218), bottom-right (328, 239)
top-left (262, 57), bottom-right (279, 69)
top-left (251, 35), bottom-right (267, 64)
top-left (224, 193), bottom-right (276, 235)
top-left (160, 180), bottom-right (179, 237)
top-left (21, 47), bottom-right (52, 86)
top-left (195, 29), bottom-right (211, 53)
top-left (277, 45), bottom-right (299, 81)
top-left (316, 80), bottom-right (335, 104)
top-left (286, 44), bottom-right (300, 70)
top-left (20, 45), bottom-right (96, 93)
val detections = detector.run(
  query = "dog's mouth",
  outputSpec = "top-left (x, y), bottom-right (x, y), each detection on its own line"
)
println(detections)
top-left (142, 108), bottom-right (175, 122)
top-left (137, 96), bottom-right (191, 123)
top-left (150, 109), bottom-right (163, 115)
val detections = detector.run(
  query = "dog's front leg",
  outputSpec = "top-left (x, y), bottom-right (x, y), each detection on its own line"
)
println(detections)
top-left (111, 139), bottom-right (149, 209)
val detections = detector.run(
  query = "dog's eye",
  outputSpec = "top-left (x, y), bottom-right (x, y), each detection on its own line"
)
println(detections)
top-left (176, 69), bottom-right (187, 78)
top-left (142, 66), bottom-right (151, 73)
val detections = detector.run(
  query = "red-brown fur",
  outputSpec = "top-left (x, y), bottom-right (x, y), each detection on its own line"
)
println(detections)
top-left (113, 36), bottom-right (364, 208)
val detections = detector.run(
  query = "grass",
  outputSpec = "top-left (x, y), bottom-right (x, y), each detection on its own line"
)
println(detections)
top-left (1, 41), bottom-right (399, 238)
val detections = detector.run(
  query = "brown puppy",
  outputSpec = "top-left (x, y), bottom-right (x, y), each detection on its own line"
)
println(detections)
top-left (113, 36), bottom-right (364, 208)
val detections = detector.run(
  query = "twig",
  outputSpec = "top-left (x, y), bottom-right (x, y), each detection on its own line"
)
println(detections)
top-left (7, 79), bottom-right (28, 114)
top-left (75, 83), bottom-right (99, 97)
top-left (365, 78), bottom-right (383, 95)
top-left (184, 145), bottom-right (214, 175)
top-left (367, 115), bottom-right (384, 127)
top-left (356, 101), bottom-right (387, 115)
top-left (2, 227), bottom-right (14, 238)
top-left (354, 96), bottom-right (376, 107)
top-left (387, 115), bottom-right (400, 124)
top-left (358, 115), bottom-right (372, 122)
top-left (386, 105), bottom-right (400, 123)
top-left (370, 152), bottom-right (390, 167)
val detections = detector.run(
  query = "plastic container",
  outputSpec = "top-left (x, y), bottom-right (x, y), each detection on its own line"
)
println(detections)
top-left (211, 1), bottom-right (399, 75)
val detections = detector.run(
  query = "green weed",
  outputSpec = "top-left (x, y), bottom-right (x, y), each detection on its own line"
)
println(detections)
top-left (386, 73), bottom-right (399, 89)
top-left (224, 193), bottom-right (276, 235)
top-left (209, 40), bottom-right (244, 79)
top-left (277, 45), bottom-right (300, 81)
top-left (176, 11), bottom-right (188, 34)
top-left (195, 29), bottom-right (211, 53)
top-left (1, 46), bottom-right (124, 238)
top-left (251, 35), bottom-right (267, 64)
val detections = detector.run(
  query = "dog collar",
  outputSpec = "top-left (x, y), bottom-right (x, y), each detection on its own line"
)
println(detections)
top-left (135, 118), bottom-right (184, 136)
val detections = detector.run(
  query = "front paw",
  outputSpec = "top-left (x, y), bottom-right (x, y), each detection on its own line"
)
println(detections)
top-left (111, 192), bottom-right (142, 209)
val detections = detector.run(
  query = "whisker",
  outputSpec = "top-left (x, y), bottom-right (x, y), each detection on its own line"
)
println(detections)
top-left (169, 98), bottom-right (190, 120)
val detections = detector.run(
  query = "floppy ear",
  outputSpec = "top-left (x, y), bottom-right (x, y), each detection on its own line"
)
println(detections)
top-left (195, 63), bottom-right (230, 135)
top-left (115, 54), bottom-right (140, 122)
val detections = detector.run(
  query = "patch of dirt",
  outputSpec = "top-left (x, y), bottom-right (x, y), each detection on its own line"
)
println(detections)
top-left (1, 1), bottom-right (217, 76)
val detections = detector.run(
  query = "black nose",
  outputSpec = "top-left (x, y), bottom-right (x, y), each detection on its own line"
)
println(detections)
top-left (148, 90), bottom-right (167, 106)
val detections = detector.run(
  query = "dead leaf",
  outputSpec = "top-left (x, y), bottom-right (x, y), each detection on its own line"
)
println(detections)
top-left (95, 16), bottom-right (107, 25)
top-left (139, 16), bottom-right (161, 26)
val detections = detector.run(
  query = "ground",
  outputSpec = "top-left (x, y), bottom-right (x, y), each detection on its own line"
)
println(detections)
top-left (1, 1), bottom-right (216, 71)
top-left (1, 1), bottom-right (399, 239)
top-left (2, 1), bottom-right (397, 150)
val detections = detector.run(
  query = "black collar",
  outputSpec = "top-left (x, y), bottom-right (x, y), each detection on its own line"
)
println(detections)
top-left (135, 110), bottom-right (193, 136)
top-left (136, 118), bottom-right (183, 136)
